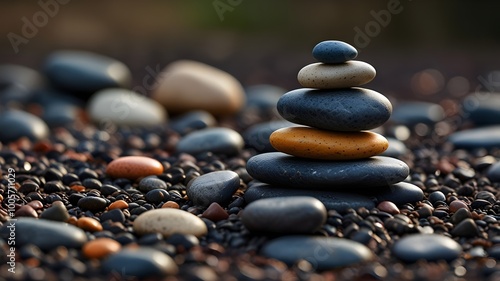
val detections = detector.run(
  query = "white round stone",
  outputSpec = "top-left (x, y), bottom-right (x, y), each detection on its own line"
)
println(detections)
top-left (87, 88), bottom-right (167, 127)
top-left (133, 208), bottom-right (208, 237)
top-left (297, 61), bottom-right (376, 89)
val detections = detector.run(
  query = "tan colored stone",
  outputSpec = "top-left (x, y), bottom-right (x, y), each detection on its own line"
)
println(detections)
top-left (152, 60), bottom-right (245, 116)
top-left (297, 61), bottom-right (376, 89)
top-left (270, 126), bottom-right (388, 160)
top-left (133, 208), bottom-right (207, 237)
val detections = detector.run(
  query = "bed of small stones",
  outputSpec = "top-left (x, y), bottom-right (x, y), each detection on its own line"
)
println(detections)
top-left (0, 114), bottom-right (498, 281)
top-left (1, 48), bottom-right (500, 280)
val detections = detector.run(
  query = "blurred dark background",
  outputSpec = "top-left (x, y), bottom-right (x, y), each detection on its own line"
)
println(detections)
top-left (1, 0), bottom-right (500, 102)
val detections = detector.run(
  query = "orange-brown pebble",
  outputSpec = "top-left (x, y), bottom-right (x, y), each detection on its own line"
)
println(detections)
top-left (377, 201), bottom-right (400, 215)
top-left (27, 200), bottom-right (44, 210)
top-left (449, 200), bottom-right (469, 213)
top-left (70, 185), bottom-right (86, 192)
top-left (109, 200), bottom-right (129, 210)
top-left (77, 217), bottom-right (103, 232)
top-left (106, 156), bottom-right (163, 180)
top-left (68, 216), bottom-right (78, 226)
top-left (270, 126), bottom-right (389, 160)
top-left (162, 201), bottom-right (180, 209)
top-left (202, 202), bottom-right (229, 222)
top-left (82, 238), bottom-right (121, 259)
top-left (0, 194), bottom-right (3, 202)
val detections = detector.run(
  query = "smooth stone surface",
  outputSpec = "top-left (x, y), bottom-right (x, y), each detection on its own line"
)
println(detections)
top-left (261, 236), bottom-right (373, 270)
top-left (40, 202), bottom-right (70, 222)
top-left (244, 84), bottom-right (286, 111)
top-left (0, 218), bottom-right (87, 251)
top-left (44, 50), bottom-right (131, 98)
top-left (42, 102), bottom-right (81, 127)
top-left (152, 60), bottom-right (245, 116)
top-left (0, 64), bottom-right (44, 103)
top-left (449, 126), bottom-right (500, 150)
top-left (270, 127), bottom-right (388, 160)
top-left (77, 196), bottom-right (108, 212)
top-left (133, 208), bottom-right (208, 237)
top-left (176, 127), bottom-right (244, 156)
top-left (392, 234), bottom-right (462, 263)
top-left (246, 153), bottom-right (409, 189)
top-left (187, 171), bottom-right (240, 208)
top-left (169, 110), bottom-right (216, 136)
top-left (102, 247), bottom-right (178, 277)
top-left (297, 61), bottom-right (376, 89)
top-left (391, 102), bottom-right (445, 125)
top-left (82, 238), bottom-right (121, 259)
top-left (487, 161), bottom-right (500, 183)
top-left (0, 110), bottom-right (49, 143)
top-left (381, 138), bottom-right (408, 157)
top-left (277, 88), bottom-right (392, 131)
top-left (463, 93), bottom-right (500, 126)
top-left (87, 88), bottom-right (167, 127)
top-left (312, 40), bottom-right (358, 64)
top-left (369, 182), bottom-right (424, 206)
top-left (243, 120), bottom-right (294, 153)
top-left (244, 181), bottom-right (375, 212)
top-left (242, 196), bottom-right (327, 234)
top-left (106, 156), bottom-right (163, 180)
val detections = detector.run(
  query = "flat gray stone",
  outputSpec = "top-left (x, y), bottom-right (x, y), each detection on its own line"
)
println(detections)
top-left (449, 126), bottom-right (500, 150)
top-left (241, 196), bottom-right (327, 234)
top-left (246, 152), bottom-right (409, 189)
top-left (0, 218), bottom-right (87, 251)
top-left (176, 127), bottom-right (244, 156)
top-left (244, 181), bottom-right (375, 212)
top-left (0, 110), bottom-right (49, 143)
top-left (187, 171), bottom-right (240, 208)
top-left (392, 234), bottom-right (462, 263)
top-left (102, 247), bottom-right (178, 278)
top-left (277, 88), bottom-right (392, 131)
top-left (261, 235), bottom-right (373, 270)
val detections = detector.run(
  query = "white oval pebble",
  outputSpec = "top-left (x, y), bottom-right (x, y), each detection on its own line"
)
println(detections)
top-left (133, 208), bottom-right (207, 237)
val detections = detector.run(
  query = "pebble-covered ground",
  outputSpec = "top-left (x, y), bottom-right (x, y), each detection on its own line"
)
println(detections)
top-left (0, 48), bottom-right (500, 281)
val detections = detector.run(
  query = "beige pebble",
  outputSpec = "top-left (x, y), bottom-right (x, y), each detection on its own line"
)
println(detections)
top-left (297, 61), bottom-right (376, 89)
top-left (133, 208), bottom-right (207, 237)
top-left (152, 60), bottom-right (245, 116)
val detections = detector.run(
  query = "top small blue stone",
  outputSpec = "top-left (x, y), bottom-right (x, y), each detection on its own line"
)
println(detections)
top-left (312, 40), bottom-right (358, 64)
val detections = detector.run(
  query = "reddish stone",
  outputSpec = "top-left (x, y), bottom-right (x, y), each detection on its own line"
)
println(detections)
top-left (202, 202), bottom-right (229, 222)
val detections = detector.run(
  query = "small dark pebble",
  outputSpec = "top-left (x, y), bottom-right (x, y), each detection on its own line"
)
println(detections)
top-left (77, 196), bottom-right (108, 212)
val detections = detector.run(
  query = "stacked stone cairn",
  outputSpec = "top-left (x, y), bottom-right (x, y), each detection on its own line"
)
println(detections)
top-left (245, 40), bottom-right (424, 212)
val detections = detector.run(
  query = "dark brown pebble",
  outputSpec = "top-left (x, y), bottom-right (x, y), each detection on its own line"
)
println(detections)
top-left (202, 202), bottom-right (229, 222)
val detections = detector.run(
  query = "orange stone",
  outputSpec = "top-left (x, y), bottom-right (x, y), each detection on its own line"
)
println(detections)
top-left (82, 238), bottom-right (121, 259)
top-left (70, 185), bottom-right (86, 192)
top-left (106, 156), bottom-right (163, 180)
top-left (109, 200), bottom-right (129, 210)
top-left (67, 216), bottom-right (78, 226)
top-left (270, 126), bottom-right (389, 160)
top-left (161, 201), bottom-right (180, 209)
top-left (77, 217), bottom-right (103, 232)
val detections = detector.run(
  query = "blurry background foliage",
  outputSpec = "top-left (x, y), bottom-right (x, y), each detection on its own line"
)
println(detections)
top-left (1, 0), bottom-right (500, 100)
